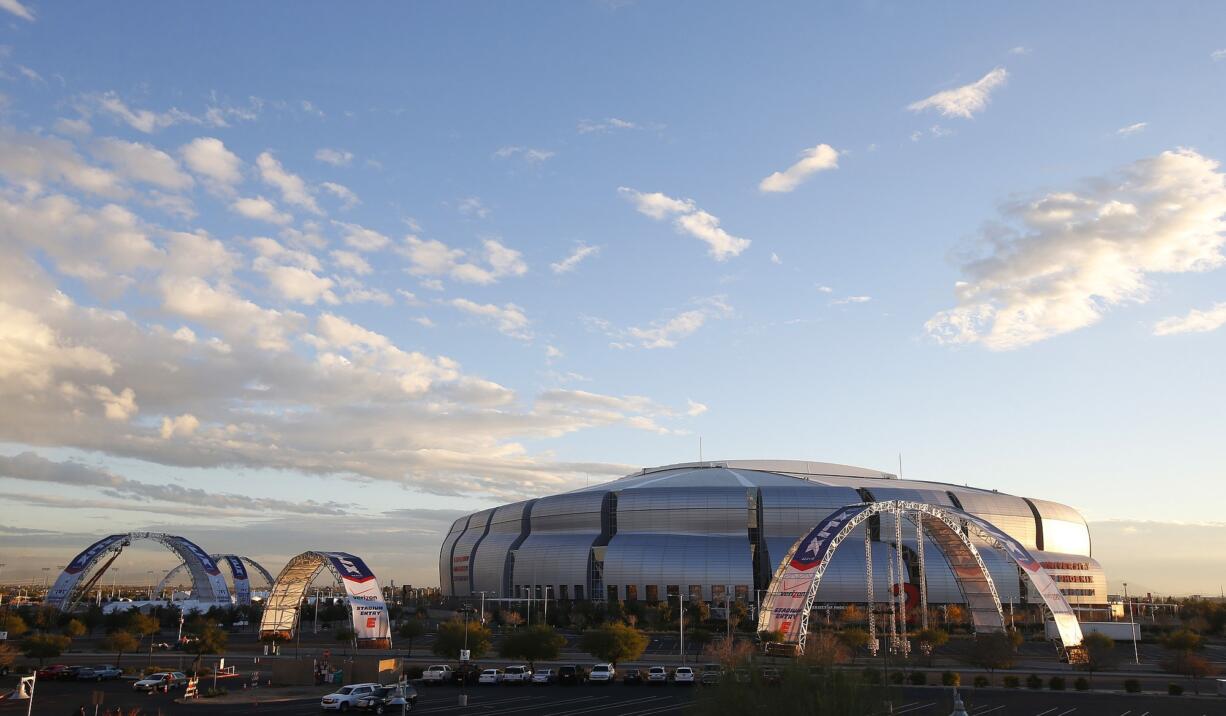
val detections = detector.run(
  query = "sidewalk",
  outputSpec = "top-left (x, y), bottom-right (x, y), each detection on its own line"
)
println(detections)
top-left (175, 685), bottom-right (331, 705)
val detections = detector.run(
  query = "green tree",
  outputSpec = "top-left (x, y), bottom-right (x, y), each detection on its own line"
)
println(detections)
top-left (128, 612), bottom-right (161, 664)
top-left (838, 627), bottom-right (870, 664)
top-left (914, 627), bottom-right (949, 667)
top-left (758, 629), bottom-right (785, 643)
top-left (687, 628), bottom-right (713, 659)
top-left (100, 630), bottom-right (139, 665)
top-left (727, 601), bottom-right (749, 632)
top-left (579, 622), bottom-right (648, 667)
top-left (1161, 629), bottom-right (1214, 693)
top-left (62, 618), bottom-right (87, 639)
top-left (1079, 632), bottom-right (1118, 685)
top-left (21, 634), bottom-right (71, 665)
top-left (185, 623), bottom-right (228, 675)
top-left (398, 619), bottom-right (426, 657)
top-left (432, 618), bottom-right (492, 660)
top-left (0, 641), bottom-right (16, 672)
top-left (499, 624), bottom-right (566, 669)
top-left (968, 631), bottom-right (1016, 674)
top-left (82, 606), bottom-right (104, 636)
top-left (335, 627), bottom-right (356, 657)
top-left (0, 613), bottom-right (29, 639)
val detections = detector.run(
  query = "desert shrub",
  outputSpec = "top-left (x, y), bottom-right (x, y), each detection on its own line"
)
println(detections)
top-left (1048, 676), bottom-right (1065, 691)
top-left (1074, 677), bottom-right (1089, 691)
top-left (907, 671), bottom-right (926, 685)
top-left (1167, 683), bottom-right (1183, 695)
top-left (1026, 674), bottom-right (1042, 689)
top-left (941, 671), bottom-right (959, 686)
top-left (860, 668), bottom-right (881, 684)
top-left (889, 671), bottom-right (904, 685)
top-left (973, 675), bottom-right (989, 688)
top-left (204, 687), bottom-right (227, 698)
top-left (1003, 675), bottom-right (1019, 688)
top-left (1124, 678), bottom-right (1141, 693)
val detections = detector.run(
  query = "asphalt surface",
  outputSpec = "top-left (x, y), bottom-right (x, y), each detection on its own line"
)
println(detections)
top-left (5, 677), bottom-right (1225, 716)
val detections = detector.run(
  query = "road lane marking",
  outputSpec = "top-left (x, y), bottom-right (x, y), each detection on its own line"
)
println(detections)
top-left (1055, 709), bottom-right (1077, 716)
top-left (1034, 709), bottom-right (1058, 716)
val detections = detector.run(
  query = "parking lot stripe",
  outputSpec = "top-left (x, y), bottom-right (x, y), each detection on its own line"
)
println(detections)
top-left (618, 701), bottom-right (687, 716)
top-left (894, 702), bottom-right (935, 714)
top-left (414, 693), bottom-right (603, 713)
top-left (974, 707), bottom-right (1005, 715)
top-left (1055, 709), bottom-right (1077, 716)
top-left (541, 694), bottom-right (674, 716)
top-left (1117, 711), bottom-right (1130, 716)
top-left (1034, 709), bottom-right (1059, 716)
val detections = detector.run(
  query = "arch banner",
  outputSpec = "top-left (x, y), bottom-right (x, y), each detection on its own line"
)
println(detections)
top-left (767, 504), bottom-right (870, 639)
top-left (223, 555), bottom-right (251, 605)
top-left (323, 552), bottom-right (390, 644)
top-left (47, 534), bottom-right (128, 609)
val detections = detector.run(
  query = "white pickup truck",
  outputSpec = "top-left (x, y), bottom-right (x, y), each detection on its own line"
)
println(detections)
top-left (421, 664), bottom-right (454, 685)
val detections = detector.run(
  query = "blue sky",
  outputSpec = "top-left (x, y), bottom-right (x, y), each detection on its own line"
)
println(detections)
top-left (1, 1), bottom-right (1224, 595)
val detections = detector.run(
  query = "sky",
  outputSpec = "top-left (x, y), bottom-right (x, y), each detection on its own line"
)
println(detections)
top-left (0, 1), bottom-right (1224, 597)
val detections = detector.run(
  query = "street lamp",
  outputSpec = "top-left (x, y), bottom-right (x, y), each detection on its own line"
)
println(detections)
top-left (671, 593), bottom-right (686, 664)
top-left (1122, 581), bottom-right (1139, 664)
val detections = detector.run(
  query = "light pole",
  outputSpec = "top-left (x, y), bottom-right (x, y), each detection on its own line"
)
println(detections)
top-left (314, 587), bottom-right (320, 634)
top-left (147, 570), bottom-right (154, 602)
top-left (0, 563), bottom-right (6, 607)
top-left (543, 586), bottom-right (552, 625)
top-left (40, 567), bottom-right (49, 593)
top-left (671, 593), bottom-right (686, 664)
top-left (1123, 581), bottom-right (1139, 664)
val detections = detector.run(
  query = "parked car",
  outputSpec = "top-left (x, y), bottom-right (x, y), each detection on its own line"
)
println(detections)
top-left (133, 672), bottom-right (187, 693)
top-left (647, 666), bottom-right (668, 685)
top-left (558, 664), bottom-right (587, 685)
top-left (63, 666), bottom-right (91, 680)
top-left (761, 667), bottom-right (783, 685)
top-left (589, 663), bottom-right (615, 684)
top-left (673, 666), bottom-right (695, 685)
top-left (622, 668), bottom-right (645, 685)
top-left (502, 665), bottom-right (532, 684)
top-left (420, 664), bottom-right (453, 685)
top-left (453, 663), bottom-right (481, 686)
top-left (77, 665), bottom-right (123, 681)
top-left (478, 668), bottom-right (502, 685)
top-left (355, 684), bottom-right (417, 714)
top-left (733, 668), bottom-right (751, 684)
top-left (531, 669), bottom-right (555, 685)
top-left (700, 664), bottom-right (722, 685)
top-left (320, 683), bottom-right (379, 711)
top-left (36, 664), bottom-right (70, 680)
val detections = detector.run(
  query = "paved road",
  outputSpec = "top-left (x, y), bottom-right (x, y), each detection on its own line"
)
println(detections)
top-left (5, 678), bottom-right (1225, 716)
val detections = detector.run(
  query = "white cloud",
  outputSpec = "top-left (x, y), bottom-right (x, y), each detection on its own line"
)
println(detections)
top-left (577, 117), bottom-right (645, 133)
top-left (17, 65), bottom-right (42, 83)
top-left (180, 137), bottom-right (242, 189)
top-left (493, 146), bottom-right (555, 163)
top-left (0, 0), bottom-right (35, 21)
top-left (1117, 122), bottom-right (1148, 137)
top-left (91, 385), bottom-right (138, 421)
top-left (1212, 49), bottom-right (1226, 62)
top-left (816, 285), bottom-right (834, 293)
top-left (321, 181), bottom-right (360, 209)
top-left (457, 196), bottom-right (489, 218)
top-left (159, 413), bottom-right (200, 439)
top-left (413, 316), bottom-right (435, 328)
top-left (907, 67), bottom-right (1008, 119)
top-left (832, 295), bottom-right (872, 305)
top-left (91, 138), bottom-right (194, 191)
top-left (1153, 302), bottom-right (1226, 336)
top-left (254, 258), bottom-right (338, 305)
top-left (82, 91), bottom-right (196, 133)
top-left (1008, 46), bottom-right (1031, 55)
top-left (927, 149), bottom-right (1226, 350)
top-left (315, 148), bottom-right (353, 166)
top-left (623, 298), bottom-right (733, 349)
top-left (333, 221), bottom-right (389, 252)
top-left (401, 236), bottom-right (527, 284)
top-left (53, 118), bottom-right (92, 137)
top-left (759, 143), bottom-right (839, 193)
top-left (686, 399), bottom-right (708, 416)
top-left (330, 249), bottom-right (372, 275)
top-left (545, 345), bottom-right (563, 362)
top-left (770, 252), bottom-right (782, 265)
top-left (550, 243), bottom-right (600, 274)
top-left (0, 127), bottom-right (126, 198)
top-left (257, 151), bottom-right (321, 214)
top-left (619, 187), bottom-right (750, 261)
top-left (450, 298), bottom-right (532, 340)
top-left (230, 196), bottom-right (292, 225)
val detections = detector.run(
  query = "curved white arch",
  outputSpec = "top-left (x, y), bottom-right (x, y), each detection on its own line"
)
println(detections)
top-left (758, 500), bottom-right (1083, 654)
top-left (258, 551), bottom-right (392, 649)
top-left (46, 533), bottom-right (231, 611)
top-left (157, 555), bottom-right (275, 605)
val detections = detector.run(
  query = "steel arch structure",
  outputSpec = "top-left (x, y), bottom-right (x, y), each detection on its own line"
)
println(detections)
top-left (157, 555), bottom-right (274, 605)
top-left (258, 551), bottom-right (392, 649)
top-left (757, 500), bottom-right (1084, 656)
top-left (46, 532), bottom-right (231, 611)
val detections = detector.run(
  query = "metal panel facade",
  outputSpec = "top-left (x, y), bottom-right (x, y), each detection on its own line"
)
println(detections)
top-left (469, 500), bottom-right (533, 597)
top-left (511, 492), bottom-right (606, 599)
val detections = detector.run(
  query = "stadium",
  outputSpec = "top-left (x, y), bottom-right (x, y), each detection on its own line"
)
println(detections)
top-left (440, 460), bottom-right (1107, 619)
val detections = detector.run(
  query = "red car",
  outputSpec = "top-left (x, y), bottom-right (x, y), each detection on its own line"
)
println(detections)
top-left (36, 664), bottom-right (71, 680)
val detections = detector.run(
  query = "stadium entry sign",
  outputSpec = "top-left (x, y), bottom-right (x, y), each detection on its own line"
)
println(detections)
top-left (259, 550), bottom-right (393, 649)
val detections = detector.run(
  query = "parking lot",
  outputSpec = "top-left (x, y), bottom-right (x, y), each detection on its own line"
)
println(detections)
top-left (5, 674), bottom-right (1226, 716)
